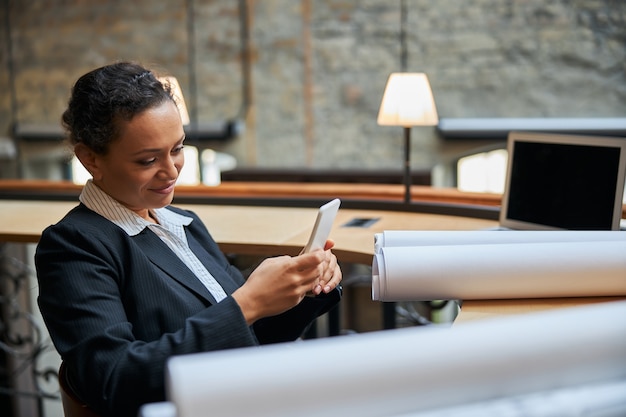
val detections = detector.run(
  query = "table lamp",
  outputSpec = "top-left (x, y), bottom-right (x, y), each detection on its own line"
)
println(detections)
top-left (159, 76), bottom-right (191, 126)
top-left (377, 72), bottom-right (438, 203)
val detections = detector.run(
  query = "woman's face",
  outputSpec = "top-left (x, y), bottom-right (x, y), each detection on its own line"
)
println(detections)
top-left (90, 100), bottom-right (186, 219)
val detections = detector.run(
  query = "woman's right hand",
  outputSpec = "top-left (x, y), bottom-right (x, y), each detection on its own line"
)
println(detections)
top-left (232, 250), bottom-right (327, 325)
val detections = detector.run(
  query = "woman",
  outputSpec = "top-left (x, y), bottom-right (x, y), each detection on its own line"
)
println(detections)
top-left (35, 62), bottom-right (342, 417)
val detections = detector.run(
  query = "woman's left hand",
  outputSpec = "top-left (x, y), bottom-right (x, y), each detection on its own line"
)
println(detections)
top-left (313, 239), bottom-right (342, 295)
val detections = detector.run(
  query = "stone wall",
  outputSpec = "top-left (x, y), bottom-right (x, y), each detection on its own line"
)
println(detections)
top-left (1, 0), bottom-right (625, 178)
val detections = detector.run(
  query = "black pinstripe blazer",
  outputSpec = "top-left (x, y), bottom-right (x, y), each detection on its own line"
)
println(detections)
top-left (35, 204), bottom-right (340, 417)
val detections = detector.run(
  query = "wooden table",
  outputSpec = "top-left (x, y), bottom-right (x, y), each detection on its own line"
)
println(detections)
top-left (455, 297), bottom-right (625, 324)
top-left (2, 198), bottom-right (621, 327)
top-left (0, 199), bottom-right (498, 264)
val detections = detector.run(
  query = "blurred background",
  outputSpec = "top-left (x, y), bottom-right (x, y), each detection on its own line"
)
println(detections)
top-left (1, 0), bottom-right (625, 188)
top-left (1, 1), bottom-right (625, 416)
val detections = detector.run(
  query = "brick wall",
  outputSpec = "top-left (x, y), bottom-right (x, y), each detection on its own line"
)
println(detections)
top-left (1, 0), bottom-right (624, 176)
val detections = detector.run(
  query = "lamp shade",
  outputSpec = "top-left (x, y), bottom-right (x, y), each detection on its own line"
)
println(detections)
top-left (159, 76), bottom-right (191, 126)
top-left (377, 73), bottom-right (438, 127)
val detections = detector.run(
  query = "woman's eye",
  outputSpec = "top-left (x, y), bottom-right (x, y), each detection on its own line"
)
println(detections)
top-left (172, 145), bottom-right (184, 154)
top-left (140, 158), bottom-right (157, 166)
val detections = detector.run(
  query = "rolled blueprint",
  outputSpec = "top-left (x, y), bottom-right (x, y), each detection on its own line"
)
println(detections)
top-left (165, 301), bottom-right (626, 417)
top-left (407, 379), bottom-right (626, 417)
top-left (372, 240), bottom-right (626, 301)
top-left (374, 230), bottom-right (626, 253)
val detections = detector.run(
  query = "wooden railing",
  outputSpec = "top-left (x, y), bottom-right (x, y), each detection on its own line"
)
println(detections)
top-left (2, 179), bottom-right (625, 220)
top-left (0, 179), bottom-right (502, 219)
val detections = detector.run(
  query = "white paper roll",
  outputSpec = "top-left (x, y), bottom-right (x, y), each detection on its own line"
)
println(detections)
top-left (165, 301), bottom-right (626, 417)
top-left (404, 379), bottom-right (626, 417)
top-left (374, 230), bottom-right (626, 253)
top-left (372, 240), bottom-right (626, 301)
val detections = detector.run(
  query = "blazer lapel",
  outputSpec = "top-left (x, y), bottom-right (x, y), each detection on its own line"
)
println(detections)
top-left (132, 229), bottom-right (218, 304)
top-left (186, 232), bottom-right (241, 295)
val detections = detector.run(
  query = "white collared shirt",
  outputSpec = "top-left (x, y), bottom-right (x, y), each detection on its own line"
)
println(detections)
top-left (79, 180), bottom-right (227, 302)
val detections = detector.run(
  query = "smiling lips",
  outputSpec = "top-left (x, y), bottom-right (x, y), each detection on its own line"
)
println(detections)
top-left (151, 182), bottom-right (176, 194)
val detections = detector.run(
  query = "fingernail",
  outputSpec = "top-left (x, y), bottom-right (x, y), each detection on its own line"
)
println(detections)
top-left (324, 285), bottom-right (331, 293)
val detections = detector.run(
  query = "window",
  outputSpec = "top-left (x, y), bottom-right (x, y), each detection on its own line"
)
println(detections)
top-left (457, 149), bottom-right (507, 193)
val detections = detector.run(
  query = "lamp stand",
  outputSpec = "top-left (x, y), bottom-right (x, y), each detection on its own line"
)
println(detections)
top-left (403, 126), bottom-right (411, 204)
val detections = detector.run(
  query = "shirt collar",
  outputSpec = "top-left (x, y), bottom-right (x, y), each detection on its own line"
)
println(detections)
top-left (79, 180), bottom-right (192, 236)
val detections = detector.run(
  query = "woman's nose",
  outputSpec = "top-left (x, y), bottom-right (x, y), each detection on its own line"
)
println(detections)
top-left (161, 154), bottom-right (183, 179)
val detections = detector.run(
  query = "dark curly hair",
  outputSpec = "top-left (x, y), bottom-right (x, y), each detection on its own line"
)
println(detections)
top-left (62, 62), bottom-right (176, 155)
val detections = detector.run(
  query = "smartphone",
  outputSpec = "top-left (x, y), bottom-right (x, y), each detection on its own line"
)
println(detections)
top-left (302, 198), bottom-right (341, 253)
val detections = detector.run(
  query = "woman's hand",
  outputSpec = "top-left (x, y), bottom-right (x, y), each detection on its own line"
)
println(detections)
top-left (232, 239), bottom-right (342, 325)
top-left (315, 239), bottom-right (342, 295)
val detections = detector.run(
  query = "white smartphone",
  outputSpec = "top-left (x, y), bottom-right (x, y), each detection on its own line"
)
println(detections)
top-left (302, 198), bottom-right (341, 253)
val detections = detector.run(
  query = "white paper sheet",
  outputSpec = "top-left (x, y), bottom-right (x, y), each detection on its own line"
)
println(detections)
top-left (372, 231), bottom-right (626, 301)
top-left (165, 301), bottom-right (626, 417)
top-left (397, 379), bottom-right (626, 417)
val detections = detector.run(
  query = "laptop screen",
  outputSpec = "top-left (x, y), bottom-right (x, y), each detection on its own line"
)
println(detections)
top-left (500, 132), bottom-right (626, 230)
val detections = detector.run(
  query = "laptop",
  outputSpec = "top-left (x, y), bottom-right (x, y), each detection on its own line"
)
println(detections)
top-left (498, 131), bottom-right (626, 231)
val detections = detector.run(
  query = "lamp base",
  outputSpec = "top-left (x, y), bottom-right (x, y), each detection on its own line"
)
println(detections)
top-left (403, 126), bottom-right (411, 204)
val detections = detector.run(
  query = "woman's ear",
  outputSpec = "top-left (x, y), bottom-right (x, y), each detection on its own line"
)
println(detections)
top-left (74, 143), bottom-right (102, 181)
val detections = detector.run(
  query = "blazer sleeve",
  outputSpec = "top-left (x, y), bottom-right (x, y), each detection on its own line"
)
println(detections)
top-left (253, 288), bottom-right (342, 344)
top-left (35, 208), bottom-right (259, 417)
top-left (178, 207), bottom-right (343, 345)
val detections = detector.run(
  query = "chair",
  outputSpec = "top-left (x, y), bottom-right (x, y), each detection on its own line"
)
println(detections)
top-left (58, 361), bottom-right (102, 417)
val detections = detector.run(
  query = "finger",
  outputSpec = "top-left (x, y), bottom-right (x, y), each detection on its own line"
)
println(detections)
top-left (321, 267), bottom-right (342, 293)
top-left (294, 258), bottom-right (321, 293)
top-left (298, 249), bottom-right (325, 264)
top-left (322, 257), bottom-right (341, 293)
top-left (318, 252), bottom-right (335, 284)
top-left (312, 263), bottom-right (326, 294)
top-left (325, 250), bottom-right (337, 272)
top-left (323, 239), bottom-right (335, 251)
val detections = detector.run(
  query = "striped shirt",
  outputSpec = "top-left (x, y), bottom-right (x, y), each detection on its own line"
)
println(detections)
top-left (79, 180), bottom-right (227, 302)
